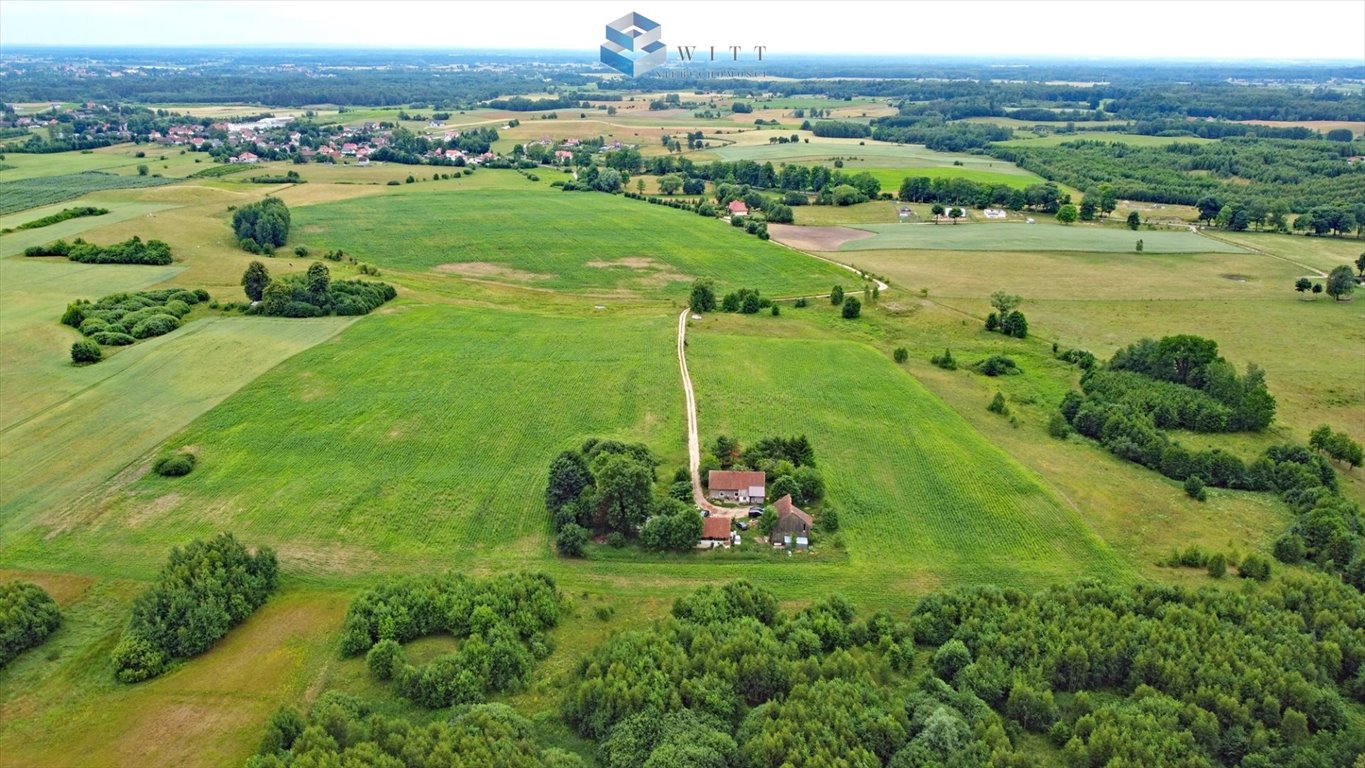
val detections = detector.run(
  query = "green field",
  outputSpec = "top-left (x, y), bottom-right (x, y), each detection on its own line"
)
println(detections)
top-left (292, 187), bottom-right (850, 298)
top-left (839, 222), bottom-right (1248, 253)
top-left (860, 165), bottom-right (1039, 191)
top-left (993, 130), bottom-right (1216, 147)
top-left (0, 173), bottom-right (178, 215)
top-left (0, 305), bottom-right (684, 578)
top-left (689, 321), bottom-right (1124, 586)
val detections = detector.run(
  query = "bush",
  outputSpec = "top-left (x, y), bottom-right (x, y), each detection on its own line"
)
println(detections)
top-left (1239, 554), bottom-right (1272, 581)
top-left (367, 639), bottom-right (403, 680)
top-left (0, 582), bottom-right (62, 667)
top-left (153, 451), bottom-right (196, 477)
top-left (973, 355), bottom-right (1020, 376)
top-left (893, 347), bottom-right (909, 363)
top-left (987, 392), bottom-right (1009, 415)
top-left (842, 296), bottom-right (862, 319)
top-left (1207, 553), bottom-right (1227, 578)
top-left (70, 339), bottom-right (102, 364)
top-left (130, 314), bottom-right (180, 339)
top-left (556, 523), bottom-right (589, 557)
top-left (1047, 412), bottom-right (1072, 439)
top-left (90, 331), bottom-right (135, 346)
top-left (1184, 475), bottom-right (1207, 501)
top-left (930, 348), bottom-right (957, 370)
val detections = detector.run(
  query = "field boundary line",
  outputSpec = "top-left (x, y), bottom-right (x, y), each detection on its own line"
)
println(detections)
top-left (1197, 230), bottom-right (1326, 277)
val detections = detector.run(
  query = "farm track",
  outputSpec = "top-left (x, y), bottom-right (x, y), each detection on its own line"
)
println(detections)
top-left (677, 246), bottom-right (888, 519)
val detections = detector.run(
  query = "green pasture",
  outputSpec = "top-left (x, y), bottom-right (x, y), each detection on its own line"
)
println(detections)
top-left (994, 131), bottom-right (1216, 148)
top-left (291, 186), bottom-right (850, 298)
top-left (688, 324), bottom-right (1124, 585)
top-left (839, 222), bottom-right (1248, 253)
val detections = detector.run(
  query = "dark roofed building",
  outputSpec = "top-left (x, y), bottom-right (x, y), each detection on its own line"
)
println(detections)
top-left (773, 494), bottom-right (812, 548)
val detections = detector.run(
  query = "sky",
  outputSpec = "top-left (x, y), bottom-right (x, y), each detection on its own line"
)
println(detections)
top-left (1, 0), bottom-right (1363, 62)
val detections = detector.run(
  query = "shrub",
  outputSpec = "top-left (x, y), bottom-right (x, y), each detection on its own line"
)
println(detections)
top-left (1239, 554), bottom-right (1272, 581)
top-left (153, 451), bottom-right (196, 477)
top-left (973, 355), bottom-right (1020, 377)
top-left (90, 331), bottom-right (135, 346)
top-left (893, 347), bottom-right (908, 363)
top-left (70, 339), bottom-right (102, 364)
top-left (130, 314), bottom-right (180, 339)
top-left (1047, 412), bottom-right (1072, 439)
top-left (931, 348), bottom-right (957, 370)
top-left (1184, 475), bottom-right (1207, 501)
top-left (842, 296), bottom-right (862, 319)
top-left (987, 392), bottom-right (1009, 415)
top-left (556, 523), bottom-right (588, 557)
top-left (1207, 553), bottom-right (1227, 578)
top-left (367, 639), bottom-right (403, 680)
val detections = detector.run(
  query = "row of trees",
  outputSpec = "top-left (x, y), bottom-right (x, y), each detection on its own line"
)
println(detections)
top-left (900, 176), bottom-right (1069, 213)
top-left (25, 235), bottom-right (172, 265)
top-left (339, 572), bottom-right (563, 708)
top-left (111, 533), bottom-right (277, 682)
top-left (0, 582), bottom-right (61, 667)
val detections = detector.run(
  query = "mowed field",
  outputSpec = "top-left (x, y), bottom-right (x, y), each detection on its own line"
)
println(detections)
top-left (291, 185), bottom-right (851, 298)
top-left (688, 319), bottom-right (1125, 587)
top-left (838, 222), bottom-right (1246, 253)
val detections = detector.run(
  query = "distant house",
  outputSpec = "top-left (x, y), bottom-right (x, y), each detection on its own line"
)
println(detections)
top-left (727, 200), bottom-right (748, 217)
top-left (232, 152), bottom-right (259, 164)
top-left (772, 494), bottom-right (812, 549)
top-left (707, 470), bottom-right (765, 505)
top-left (983, 208), bottom-right (1007, 219)
top-left (700, 516), bottom-right (732, 548)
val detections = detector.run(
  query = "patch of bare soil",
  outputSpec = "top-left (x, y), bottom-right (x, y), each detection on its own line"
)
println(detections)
top-left (584, 257), bottom-right (688, 287)
top-left (767, 223), bottom-right (876, 252)
top-left (432, 262), bottom-right (553, 282)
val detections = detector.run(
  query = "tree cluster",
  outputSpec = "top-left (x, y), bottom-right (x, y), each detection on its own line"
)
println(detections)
top-left (246, 262), bottom-right (396, 317)
top-left (546, 439), bottom-right (668, 555)
top-left (703, 435), bottom-right (824, 507)
top-left (25, 235), bottom-right (172, 265)
top-left (232, 197), bottom-right (291, 254)
top-left (1309, 425), bottom-right (1364, 469)
top-left (339, 572), bottom-right (563, 708)
top-left (247, 694), bottom-right (584, 768)
top-left (1103, 335), bottom-right (1276, 431)
top-left (112, 533), bottom-right (277, 682)
top-left (901, 176), bottom-right (1066, 213)
top-left (61, 287), bottom-right (208, 353)
top-left (0, 581), bottom-right (61, 668)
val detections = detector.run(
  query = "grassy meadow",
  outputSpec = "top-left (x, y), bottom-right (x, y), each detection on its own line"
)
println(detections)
top-left (839, 221), bottom-right (1246, 253)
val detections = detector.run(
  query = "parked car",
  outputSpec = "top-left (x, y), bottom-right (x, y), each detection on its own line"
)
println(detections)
top-left (748, 507), bottom-right (763, 518)
top-left (736, 520), bottom-right (749, 530)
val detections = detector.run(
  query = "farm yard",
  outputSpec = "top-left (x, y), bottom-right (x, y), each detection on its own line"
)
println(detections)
top-left (1, 36), bottom-right (1364, 768)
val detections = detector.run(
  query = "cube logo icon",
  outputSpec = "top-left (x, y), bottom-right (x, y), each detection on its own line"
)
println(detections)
top-left (600, 11), bottom-right (665, 77)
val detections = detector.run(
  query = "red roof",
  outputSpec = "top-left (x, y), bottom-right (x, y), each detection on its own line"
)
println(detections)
top-left (702, 516), bottom-right (732, 540)
top-left (708, 470), bottom-right (765, 492)
top-left (727, 200), bottom-right (748, 214)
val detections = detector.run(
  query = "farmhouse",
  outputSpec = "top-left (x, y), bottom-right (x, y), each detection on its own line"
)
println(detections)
top-left (699, 516), bottom-right (732, 549)
top-left (707, 470), bottom-right (765, 505)
top-left (727, 200), bottom-right (749, 217)
top-left (772, 494), bottom-right (812, 549)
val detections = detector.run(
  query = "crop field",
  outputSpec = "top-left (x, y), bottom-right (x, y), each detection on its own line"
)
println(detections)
top-left (705, 138), bottom-right (1037, 172)
top-left (0, 306), bottom-right (684, 579)
top-left (291, 186), bottom-right (850, 298)
top-left (838, 222), bottom-right (1247, 253)
top-left (688, 320), bottom-right (1125, 586)
top-left (0, 201), bottom-right (182, 256)
top-left (0, 173), bottom-right (179, 215)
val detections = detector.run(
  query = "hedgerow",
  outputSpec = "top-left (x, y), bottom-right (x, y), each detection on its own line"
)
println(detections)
top-left (250, 262), bottom-right (395, 317)
top-left (59, 287), bottom-right (207, 360)
top-left (25, 235), bottom-right (172, 265)
top-left (339, 572), bottom-right (563, 708)
top-left (111, 533), bottom-right (277, 682)
top-left (0, 582), bottom-right (62, 667)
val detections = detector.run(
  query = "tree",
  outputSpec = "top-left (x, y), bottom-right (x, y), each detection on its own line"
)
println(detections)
top-left (71, 339), bottom-right (101, 364)
top-left (1196, 195), bottom-right (1222, 224)
top-left (241, 261), bottom-right (270, 304)
top-left (1295, 277), bottom-right (1312, 295)
top-left (136, 164), bottom-right (149, 176)
top-left (1355, 252), bottom-right (1365, 276)
top-left (893, 347), bottom-right (908, 363)
top-left (1184, 475), bottom-right (1206, 501)
top-left (930, 203), bottom-right (944, 223)
top-left (592, 454), bottom-right (653, 534)
top-left (931, 639), bottom-right (972, 681)
top-left (367, 639), bottom-right (403, 680)
top-left (947, 207), bottom-right (962, 224)
top-left (658, 175), bottom-right (682, 195)
top-left (556, 523), bottom-right (588, 557)
top-left (1325, 264), bottom-right (1356, 301)
top-left (689, 279), bottom-right (717, 313)
top-left (1126, 211), bottom-right (1141, 230)
top-left (1312, 283), bottom-right (1323, 295)
top-left (841, 296), bottom-right (861, 319)
top-left (1000, 310), bottom-right (1028, 339)
top-left (989, 292), bottom-right (1021, 317)
top-left (305, 262), bottom-right (330, 296)
top-left (759, 506), bottom-right (777, 537)
top-left (1206, 553), bottom-right (1226, 578)
top-left (1055, 204), bottom-right (1078, 224)
top-left (1079, 196), bottom-right (1096, 222)
top-left (1135, 239), bottom-right (1144, 253)
top-left (260, 281), bottom-right (291, 315)
top-left (987, 392), bottom-right (1008, 415)
top-left (830, 285), bottom-right (844, 306)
